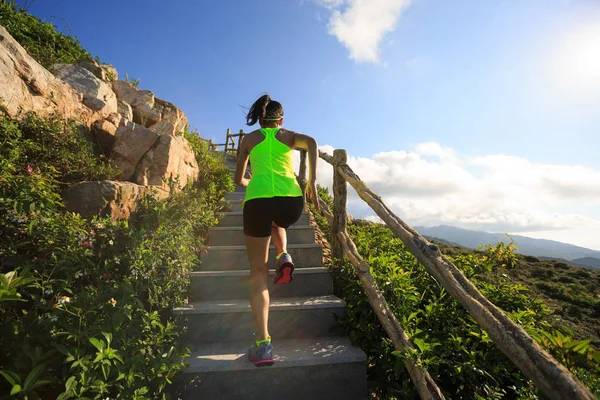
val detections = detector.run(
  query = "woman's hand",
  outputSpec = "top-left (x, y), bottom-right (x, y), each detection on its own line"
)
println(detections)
top-left (240, 172), bottom-right (252, 187)
top-left (306, 180), bottom-right (320, 211)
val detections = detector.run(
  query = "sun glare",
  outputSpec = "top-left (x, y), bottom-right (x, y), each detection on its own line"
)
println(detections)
top-left (551, 25), bottom-right (600, 96)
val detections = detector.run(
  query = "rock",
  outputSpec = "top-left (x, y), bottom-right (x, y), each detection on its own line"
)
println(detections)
top-left (77, 59), bottom-right (106, 81)
top-left (133, 134), bottom-right (199, 191)
top-left (101, 64), bottom-right (118, 81)
top-left (53, 63), bottom-right (118, 118)
top-left (111, 120), bottom-right (160, 181)
top-left (64, 180), bottom-right (168, 220)
top-left (92, 115), bottom-right (120, 156)
top-left (149, 119), bottom-right (177, 136)
top-left (152, 98), bottom-right (188, 134)
top-left (0, 25), bottom-right (96, 124)
top-left (112, 80), bottom-right (187, 132)
top-left (112, 80), bottom-right (160, 127)
top-left (117, 99), bottom-right (132, 121)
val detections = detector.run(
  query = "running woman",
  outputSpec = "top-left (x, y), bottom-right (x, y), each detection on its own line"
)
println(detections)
top-left (234, 94), bottom-right (321, 367)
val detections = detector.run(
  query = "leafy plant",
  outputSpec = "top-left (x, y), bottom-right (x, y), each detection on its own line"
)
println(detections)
top-left (0, 112), bottom-right (232, 398)
top-left (0, 1), bottom-right (93, 68)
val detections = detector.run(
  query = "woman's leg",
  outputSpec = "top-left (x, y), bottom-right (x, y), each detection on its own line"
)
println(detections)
top-left (271, 223), bottom-right (287, 256)
top-left (245, 234), bottom-right (272, 341)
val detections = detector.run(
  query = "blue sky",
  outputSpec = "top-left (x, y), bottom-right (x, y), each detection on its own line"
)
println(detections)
top-left (21, 0), bottom-right (600, 250)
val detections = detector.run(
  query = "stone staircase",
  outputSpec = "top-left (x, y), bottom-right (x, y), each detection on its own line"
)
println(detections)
top-left (174, 158), bottom-right (367, 399)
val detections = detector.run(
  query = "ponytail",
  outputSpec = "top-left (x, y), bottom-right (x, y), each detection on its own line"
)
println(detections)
top-left (246, 94), bottom-right (284, 126)
top-left (246, 94), bottom-right (270, 126)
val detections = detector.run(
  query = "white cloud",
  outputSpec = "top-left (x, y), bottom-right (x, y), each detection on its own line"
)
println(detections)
top-left (293, 142), bottom-right (600, 248)
top-left (314, 0), bottom-right (412, 63)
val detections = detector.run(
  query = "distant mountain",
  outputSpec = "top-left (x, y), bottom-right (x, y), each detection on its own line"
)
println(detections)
top-left (414, 225), bottom-right (600, 261)
top-left (571, 257), bottom-right (600, 268)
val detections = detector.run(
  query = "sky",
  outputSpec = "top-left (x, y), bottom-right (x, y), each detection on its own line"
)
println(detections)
top-left (19, 0), bottom-right (600, 250)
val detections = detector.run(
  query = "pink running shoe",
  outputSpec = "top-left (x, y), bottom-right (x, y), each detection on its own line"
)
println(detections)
top-left (274, 253), bottom-right (294, 284)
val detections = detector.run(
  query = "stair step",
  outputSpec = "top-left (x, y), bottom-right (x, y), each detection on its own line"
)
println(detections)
top-left (224, 192), bottom-right (245, 202)
top-left (199, 243), bottom-right (322, 271)
top-left (216, 211), bottom-right (310, 227)
top-left (175, 296), bottom-right (346, 342)
top-left (189, 267), bottom-right (333, 300)
top-left (179, 337), bottom-right (367, 400)
top-left (208, 225), bottom-right (315, 246)
top-left (219, 198), bottom-right (242, 212)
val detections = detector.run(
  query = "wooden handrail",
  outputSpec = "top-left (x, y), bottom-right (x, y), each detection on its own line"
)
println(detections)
top-left (316, 196), bottom-right (445, 399)
top-left (317, 149), bottom-right (595, 400)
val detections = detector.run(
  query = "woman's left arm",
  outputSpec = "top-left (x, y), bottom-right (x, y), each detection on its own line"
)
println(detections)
top-left (234, 136), bottom-right (251, 187)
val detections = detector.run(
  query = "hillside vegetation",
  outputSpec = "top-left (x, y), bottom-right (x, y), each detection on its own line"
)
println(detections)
top-left (0, 4), bottom-right (234, 398)
top-left (311, 187), bottom-right (600, 399)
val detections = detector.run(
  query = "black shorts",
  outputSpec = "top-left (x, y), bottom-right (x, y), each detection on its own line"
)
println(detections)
top-left (243, 196), bottom-right (304, 237)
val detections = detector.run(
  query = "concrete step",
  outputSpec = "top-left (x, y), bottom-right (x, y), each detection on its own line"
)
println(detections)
top-left (224, 192), bottom-right (245, 202)
top-left (189, 267), bottom-right (333, 300)
top-left (175, 295), bottom-right (346, 342)
top-left (198, 243), bottom-right (322, 271)
top-left (208, 225), bottom-right (315, 246)
top-left (220, 198), bottom-right (243, 212)
top-left (216, 211), bottom-right (310, 227)
top-left (179, 337), bottom-right (367, 400)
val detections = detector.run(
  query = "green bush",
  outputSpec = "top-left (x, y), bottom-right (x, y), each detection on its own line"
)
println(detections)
top-left (308, 212), bottom-right (600, 398)
top-left (0, 115), bottom-right (233, 399)
top-left (0, 1), bottom-right (93, 68)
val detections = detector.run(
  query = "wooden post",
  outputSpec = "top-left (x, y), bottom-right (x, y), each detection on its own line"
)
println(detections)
top-left (224, 128), bottom-right (230, 154)
top-left (237, 129), bottom-right (244, 156)
top-left (298, 149), bottom-right (307, 193)
top-left (317, 150), bottom-right (596, 400)
top-left (331, 149), bottom-right (347, 259)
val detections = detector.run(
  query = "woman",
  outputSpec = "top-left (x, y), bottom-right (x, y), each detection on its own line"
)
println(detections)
top-left (234, 94), bottom-right (320, 367)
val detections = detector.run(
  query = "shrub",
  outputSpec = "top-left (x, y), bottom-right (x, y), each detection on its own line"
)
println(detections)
top-left (0, 1), bottom-right (93, 68)
top-left (0, 115), bottom-right (233, 398)
top-left (310, 213), bottom-right (600, 398)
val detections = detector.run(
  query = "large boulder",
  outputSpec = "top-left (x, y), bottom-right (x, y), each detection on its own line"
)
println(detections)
top-left (111, 120), bottom-right (160, 181)
top-left (117, 99), bottom-right (132, 120)
top-left (92, 113), bottom-right (121, 156)
top-left (64, 180), bottom-right (168, 220)
top-left (112, 80), bottom-right (160, 126)
top-left (0, 25), bottom-right (96, 124)
top-left (52, 63), bottom-right (117, 117)
top-left (76, 59), bottom-right (105, 81)
top-left (112, 80), bottom-right (187, 134)
top-left (133, 134), bottom-right (199, 191)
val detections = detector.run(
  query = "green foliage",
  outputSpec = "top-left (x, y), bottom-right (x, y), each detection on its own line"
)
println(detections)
top-left (124, 73), bottom-right (141, 88)
top-left (0, 1), bottom-right (93, 68)
top-left (0, 115), bottom-right (232, 398)
top-left (0, 113), bottom-right (119, 185)
top-left (478, 235), bottom-right (519, 269)
top-left (311, 214), bottom-right (600, 398)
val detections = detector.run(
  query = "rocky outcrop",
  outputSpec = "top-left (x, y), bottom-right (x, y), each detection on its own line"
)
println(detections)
top-left (0, 25), bottom-right (96, 125)
top-left (76, 59), bottom-right (105, 81)
top-left (133, 134), bottom-right (199, 191)
top-left (92, 113), bottom-right (121, 156)
top-left (52, 63), bottom-right (117, 117)
top-left (117, 99), bottom-right (132, 120)
top-left (111, 120), bottom-right (160, 181)
top-left (112, 80), bottom-right (187, 134)
top-left (64, 180), bottom-right (168, 220)
top-left (101, 64), bottom-right (118, 81)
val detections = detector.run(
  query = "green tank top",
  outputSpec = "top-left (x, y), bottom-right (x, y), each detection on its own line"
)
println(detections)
top-left (244, 127), bottom-right (303, 205)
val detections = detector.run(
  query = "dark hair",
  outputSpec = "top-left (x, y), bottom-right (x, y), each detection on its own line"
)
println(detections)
top-left (246, 94), bottom-right (284, 126)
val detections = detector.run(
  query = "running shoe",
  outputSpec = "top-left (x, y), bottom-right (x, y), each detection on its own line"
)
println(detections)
top-left (248, 340), bottom-right (274, 367)
top-left (274, 252), bottom-right (294, 284)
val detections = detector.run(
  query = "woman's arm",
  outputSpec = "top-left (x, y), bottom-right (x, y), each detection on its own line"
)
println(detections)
top-left (293, 132), bottom-right (320, 210)
top-left (234, 136), bottom-right (251, 187)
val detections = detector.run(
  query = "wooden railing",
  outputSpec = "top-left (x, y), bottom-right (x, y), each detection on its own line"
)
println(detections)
top-left (213, 128), bottom-right (245, 155)
top-left (298, 148), bottom-right (595, 400)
